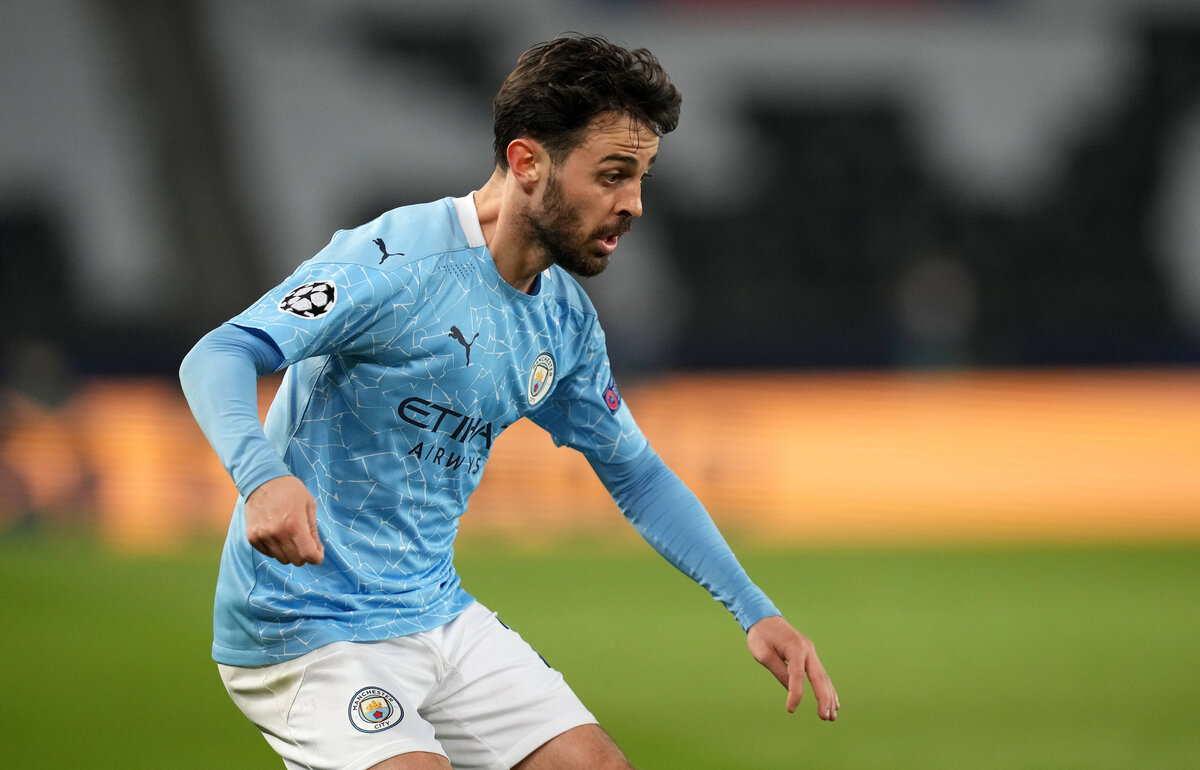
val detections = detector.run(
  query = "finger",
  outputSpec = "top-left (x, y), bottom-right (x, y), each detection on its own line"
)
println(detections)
top-left (249, 518), bottom-right (309, 567)
top-left (273, 503), bottom-right (321, 566)
top-left (295, 519), bottom-right (324, 566)
top-left (306, 506), bottom-right (325, 564)
top-left (786, 658), bottom-right (806, 714)
top-left (279, 517), bottom-right (321, 567)
top-left (757, 649), bottom-right (790, 690)
top-left (806, 658), bottom-right (839, 721)
top-left (251, 531), bottom-right (296, 566)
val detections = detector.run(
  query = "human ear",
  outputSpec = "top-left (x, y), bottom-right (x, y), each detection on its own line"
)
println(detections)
top-left (506, 138), bottom-right (545, 191)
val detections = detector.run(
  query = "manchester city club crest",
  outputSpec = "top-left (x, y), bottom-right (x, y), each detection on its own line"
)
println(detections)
top-left (527, 352), bottom-right (555, 406)
top-left (348, 686), bottom-right (404, 733)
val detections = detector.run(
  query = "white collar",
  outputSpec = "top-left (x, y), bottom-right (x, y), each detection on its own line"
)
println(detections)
top-left (452, 193), bottom-right (486, 249)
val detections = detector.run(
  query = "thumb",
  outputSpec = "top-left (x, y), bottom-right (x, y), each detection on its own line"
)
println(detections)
top-left (303, 503), bottom-right (325, 563)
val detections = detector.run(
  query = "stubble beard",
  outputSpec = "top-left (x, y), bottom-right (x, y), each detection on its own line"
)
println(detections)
top-left (524, 173), bottom-right (624, 278)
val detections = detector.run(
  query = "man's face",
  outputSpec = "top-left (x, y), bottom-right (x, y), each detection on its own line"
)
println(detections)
top-left (524, 113), bottom-right (660, 277)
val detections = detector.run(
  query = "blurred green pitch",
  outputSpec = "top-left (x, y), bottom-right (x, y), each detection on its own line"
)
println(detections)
top-left (1, 533), bottom-right (1196, 769)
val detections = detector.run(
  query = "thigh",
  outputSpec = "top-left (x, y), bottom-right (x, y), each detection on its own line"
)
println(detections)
top-left (423, 603), bottom-right (602, 770)
top-left (365, 752), bottom-right (451, 770)
top-left (514, 724), bottom-right (632, 770)
top-left (219, 640), bottom-right (447, 770)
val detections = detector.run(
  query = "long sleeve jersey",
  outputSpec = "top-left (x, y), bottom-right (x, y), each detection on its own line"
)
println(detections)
top-left (180, 194), bottom-right (778, 666)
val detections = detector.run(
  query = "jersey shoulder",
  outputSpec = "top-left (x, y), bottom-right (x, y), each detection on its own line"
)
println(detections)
top-left (315, 198), bottom-right (468, 272)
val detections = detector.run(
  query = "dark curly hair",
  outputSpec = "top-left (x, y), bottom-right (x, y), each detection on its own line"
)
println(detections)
top-left (492, 35), bottom-right (682, 170)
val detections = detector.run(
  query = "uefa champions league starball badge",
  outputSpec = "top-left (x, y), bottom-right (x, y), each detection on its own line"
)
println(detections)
top-left (348, 686), bottom-right (404, 732)
top-left (279, 280), bottom-right (337, 319)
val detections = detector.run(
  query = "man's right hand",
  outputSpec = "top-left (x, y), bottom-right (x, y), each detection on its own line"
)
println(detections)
top-left (244, 475), bottom-right (325, 566)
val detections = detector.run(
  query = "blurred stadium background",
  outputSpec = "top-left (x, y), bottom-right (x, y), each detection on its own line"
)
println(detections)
top-left (2, 0), bottom-right (1199, 768)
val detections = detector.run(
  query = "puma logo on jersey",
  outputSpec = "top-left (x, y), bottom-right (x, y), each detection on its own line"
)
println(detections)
top-left (374, 238), bottom-right (404, 264)
top-left (448, 325), bottom-right (480, 366)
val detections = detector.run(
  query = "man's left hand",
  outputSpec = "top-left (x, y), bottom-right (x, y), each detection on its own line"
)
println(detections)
top-left (746, 615), bottom-right (839, 721)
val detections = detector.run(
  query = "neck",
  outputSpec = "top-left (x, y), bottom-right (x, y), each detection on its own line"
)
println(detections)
top-left (474, 168), bottom-right (550, 294)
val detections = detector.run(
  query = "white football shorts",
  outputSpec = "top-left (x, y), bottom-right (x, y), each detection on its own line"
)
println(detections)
top-left (217, 601), bottom-right (597, 770)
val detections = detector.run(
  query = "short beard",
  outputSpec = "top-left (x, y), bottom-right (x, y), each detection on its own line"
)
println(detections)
top-left (524, 173), bottom-right (616, 278)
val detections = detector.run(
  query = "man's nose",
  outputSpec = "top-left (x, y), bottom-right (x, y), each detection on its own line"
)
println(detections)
top-left (618, 184), bottom-right (644, 219)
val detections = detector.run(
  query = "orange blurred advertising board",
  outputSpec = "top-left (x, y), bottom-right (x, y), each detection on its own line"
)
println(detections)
top-left (2, 370), bottom-right (1197, 548)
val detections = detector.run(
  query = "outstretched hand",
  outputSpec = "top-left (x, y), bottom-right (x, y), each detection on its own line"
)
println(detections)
top-left (746, 615), bottom-right (839, 721)
top-left (244, 475), bottom-right (325, 566)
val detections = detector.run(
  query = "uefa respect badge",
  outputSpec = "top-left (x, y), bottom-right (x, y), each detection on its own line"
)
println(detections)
top-left (348, 686), bottom-right (404, 732)
top-left (602, 373), bottom-right (622, 414)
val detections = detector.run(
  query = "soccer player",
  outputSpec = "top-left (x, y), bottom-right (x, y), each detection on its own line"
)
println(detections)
top-left (180, 34), bottom-right (838, 770)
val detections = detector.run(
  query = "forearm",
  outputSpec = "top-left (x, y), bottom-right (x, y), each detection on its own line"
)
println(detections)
top-left (590, 447), bottom-right (780, 631)
top-left (179, 324), bottom-right (292, 498)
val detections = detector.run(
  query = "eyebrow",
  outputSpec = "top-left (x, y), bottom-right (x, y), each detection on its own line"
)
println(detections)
top-left (601, 153), bottom-right (657, 167)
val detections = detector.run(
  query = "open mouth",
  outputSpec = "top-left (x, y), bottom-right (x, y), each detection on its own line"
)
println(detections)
top-left (597, 224), bottom-right (631, 255)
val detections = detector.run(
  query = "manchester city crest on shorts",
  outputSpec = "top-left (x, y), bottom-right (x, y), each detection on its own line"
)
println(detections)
top-left (279, 280), bottom-right (336, 319)
top-left (527, 352), bottom-right (555, 406)
top-left (348, 686), bottom-right (403, 732)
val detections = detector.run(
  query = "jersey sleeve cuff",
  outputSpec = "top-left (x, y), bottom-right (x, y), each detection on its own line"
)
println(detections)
top-left (234, 461), bottom-right (295, 501)
top-left (732, 589), bottom-right (783, 632)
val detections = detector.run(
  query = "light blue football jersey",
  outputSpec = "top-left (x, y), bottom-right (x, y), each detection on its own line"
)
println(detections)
top-left (213, 195), bottom-right (647, 665)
